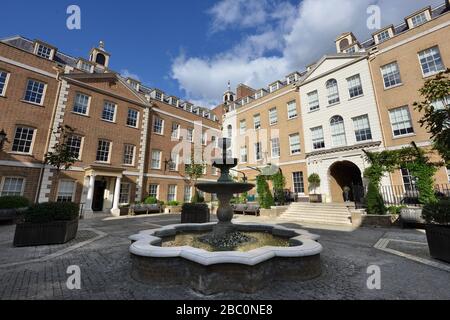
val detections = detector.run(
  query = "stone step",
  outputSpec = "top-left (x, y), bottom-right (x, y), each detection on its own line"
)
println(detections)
top-left (279, 217), bottom-right (352, 225)
top-left (285, 208), bottom-right (349, 213)
top-left (289, 203), bottom-right (354, 208)
top-left (282, 212), bottom-right (350, 219)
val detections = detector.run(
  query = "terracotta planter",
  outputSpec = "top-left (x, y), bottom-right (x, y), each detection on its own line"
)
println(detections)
top-left (13, 219), bottom-right (79, 247)
top-left (309, 194), bottom-right (322, 203)
top-left (425, 225), bottom-right (450, 263)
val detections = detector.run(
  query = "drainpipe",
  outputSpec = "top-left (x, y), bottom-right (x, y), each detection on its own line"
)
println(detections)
top-left (34, 66), bottom-right (64, 204)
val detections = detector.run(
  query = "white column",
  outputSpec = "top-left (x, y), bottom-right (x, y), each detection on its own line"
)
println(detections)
top-left (111, 177), bottom-right (122, 217)
top-left (84, 175), bottom-right (96, 216)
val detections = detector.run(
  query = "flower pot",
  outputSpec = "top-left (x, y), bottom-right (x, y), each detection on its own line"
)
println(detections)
top-left (164, 206), bottom-right (182, 214)
top-left (13, 219), bottom-right (79, 247)
top-left (425, 224), bottom-right (450, 263)
top-left (309, 194), bottom-right (322, 203)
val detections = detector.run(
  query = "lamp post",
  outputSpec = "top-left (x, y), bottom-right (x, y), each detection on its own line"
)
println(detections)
top-left (164, 158), bottom-right (175, 172)
top-left (0, 129), bottom-right (8, 151)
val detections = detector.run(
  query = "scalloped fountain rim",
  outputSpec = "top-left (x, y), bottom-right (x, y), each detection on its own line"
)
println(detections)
top-left (129, 222), bottom-right (323, 266)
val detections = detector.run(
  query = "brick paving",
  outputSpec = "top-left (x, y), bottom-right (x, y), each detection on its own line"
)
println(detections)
top-left (0, 214), bottom-right (449, 300)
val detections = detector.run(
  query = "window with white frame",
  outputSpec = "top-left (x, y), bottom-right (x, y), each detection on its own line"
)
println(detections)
top-left (326, 79), bottom-right (340, 105)
top-left (171, 123), bottom-right (180, 140)
top-left (254, 114), bottom-right (261, 130)
top-left (381, 62), bottom-right (402, 88)
top-left (12, 126), bottom-right (35, 154)
top-left (78, 60), bottom-right (93, 73)
top-left (169, 153), bottom-right (178, 171)
top-left (119, 183), bottom-right (130, 205)
top-left (311, 126), bottom-right (325, 150)
top-left (167, 185), bottom-right (177, 202)
top-left (308, 90), bottom-right (320, 112)
top-left (411, 12), bottom-right (428, 27)
top-left (102, 101), bottom-right (116, 122)
top-left (347, 74), bottom-right (363, 98)
top-left (211, 136), bottom-right (218, 148)
top-left (187, 128), bottom-right (194, 142)
top-left (149, 184), bottom-right (159, 198)
top-left (292, 172), bottom-right (305, 194)
top-left (24, 79), bottom-right (45, 104)
top-left (353, 115), bottom-right (372, 142)
top-left (271, 138), bottom-right (280, 158)
top-left (127, 109), bottom-right (139, 128)
top-left (151, 150), bottom-right (162, 169)
top-left (287, 101), bottom-right (298, 119)
top-left (289, 134), bottom-right (301, 155)
top-left (67, 135), bottom-right (83, 159)
top-left (240, 146), bottom-right (248, 163)
top-left (255, 142), bottom-right (263, 161)
top-left (96, 140), bottom-right (111, 163)
top-left (240, 120), bottom-right (247, 134)
top-left (202, 132), bottom-right (207, 146)
top-left (184, 185), bottom-right (192, 203)
top-left (330, 116), bottom-right (347, 147)
top-left (270, 83), bottom-right (279, 92)
top-left (269, 108), bottom-right (278, 125)
top-left (402, 168), bottom-right (417, 192)
top-left (376, 30), bottom-right (390, 43)
top-left (73, 93), bottom-right (90, 115)
top-left (56, 180), bottom-right (75, 202)
top-left (419, 46), bottom-right (445, 77)
top-left (345, 46), bottom-right (357, 54)
top-left (153, 117), bottom-right (164, 134)
top-left (227, 125), bottom-right (232, 138)
top-left (155, 91), bottom-right (163, 101)
top-left (0, 177), bottom-right (25, 196)
top-left (123, 144), bottom-right (135, 166)
top-left (389, 106), bottom-right (414, 137)
top-left (0, 70), bottom-right (9, 96)
top-left (35, 44), bottom-right (52, 59)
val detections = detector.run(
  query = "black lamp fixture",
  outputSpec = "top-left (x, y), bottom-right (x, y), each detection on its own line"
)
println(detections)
top-left (164, 158), bottom-right (175, 172)
top-left (0, 129), bottom-right (8, 151)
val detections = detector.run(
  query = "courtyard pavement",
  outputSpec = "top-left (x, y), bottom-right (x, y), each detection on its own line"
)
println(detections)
top-left (0, 213), bottom-right (449, 300)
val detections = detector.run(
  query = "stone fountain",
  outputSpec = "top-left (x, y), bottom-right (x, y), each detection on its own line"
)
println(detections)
top-left (129, 138), bottom-right (323, 294)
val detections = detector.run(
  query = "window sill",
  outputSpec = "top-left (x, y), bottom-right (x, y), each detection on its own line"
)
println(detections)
top-left (392, 133), bottom-right (416, 140)
top-left (269, 123), bottom-right (278, 126)
top-left (95, 161), bottom-right (111, 165)
top-left (327, 102), bottom-right (340, 108)
top-left (288, 116), bottom-right (298, 121)
top-left (308, 109), bottom-right (320, 114)
top-left (384, 83), bottom-right (403, 91)
top-left (153, 132), bottom-right (165, 136)
top-left (101, 119), bottom-right (116, 124)
top-left (7, 152), bottom-right (33, 157)
top-left (71, 111), bottom-right (90, 118)
top-left (123, 164), bottom-right (136, 168)
top-left (348, 95), bottom-right (364, 101)
top-left (0, 94), bottom-right (7, 99)
top-left (423, 70), bottom-right (446, 79)
top-left (126, 125), bottom-right (139, 130)
top-left (290, 153), bottom-right (302, 156)
top-left (20, 100), bottom-right (44, 107)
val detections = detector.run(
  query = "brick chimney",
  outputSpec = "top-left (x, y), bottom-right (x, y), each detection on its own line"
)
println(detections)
top-left (236, 84), bottom-right (256, 100)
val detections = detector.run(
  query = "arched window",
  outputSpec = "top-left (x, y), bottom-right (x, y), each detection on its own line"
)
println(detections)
top-left (95, 53), bottom-right (106, 66)
top-left (330, 116), bottom-right (347, 147)
top-left (339, 39), bottom-right (349, 52)
top-left (326, 79), bottom-right (340, 105)
top-left (227, 125), bottom-right (233, 138)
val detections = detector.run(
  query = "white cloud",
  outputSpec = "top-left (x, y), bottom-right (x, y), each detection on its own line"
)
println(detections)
top-left (120, 69), bottom-right (140, 81)
top-left (172, 0), bottom-right (444, 107)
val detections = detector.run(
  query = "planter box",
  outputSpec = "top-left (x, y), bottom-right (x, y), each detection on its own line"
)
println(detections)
top-left (13, 219), bottom-right (79, 247)
top-left (0, 207), bottom-right (27, 222)
top-left (309, 194), bottom-right (322, 203)
top-left (400, 208), bottom-right (426, 228)
top-left (353, 213), bottom-right (400, 228)
top-left (181, 204), bottom-right (210, 224)
top-left (164, 206), bottom-right (182, 214)
top-left (426, 225), bottom-right (450, 263)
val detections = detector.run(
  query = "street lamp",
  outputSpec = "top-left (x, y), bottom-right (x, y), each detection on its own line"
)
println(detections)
top-left (0, 129), bottom-right (8, 151)
top-left (164, 158), bottom-right (175, 172)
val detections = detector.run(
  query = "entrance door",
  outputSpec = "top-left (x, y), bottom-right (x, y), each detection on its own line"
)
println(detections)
top-left (92, 180), bottom-right (107, 212)
top-left (329, 161), bottom-right (363, 203)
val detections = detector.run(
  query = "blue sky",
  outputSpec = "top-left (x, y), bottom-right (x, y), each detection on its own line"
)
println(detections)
top-left (1, 0), bottom-right (444, 107)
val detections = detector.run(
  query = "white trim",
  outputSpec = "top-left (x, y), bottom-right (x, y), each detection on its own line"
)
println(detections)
top-left (0, 70), bottom-right (10, 96)
top-left (56, 179), bottom-right (76, 202)
top-left (0, 56), bottom-right (57, 78)
top-left (146, 174), bottom-right (216, 182)
top-left (153, 108), bottom-right (221, 132)
top-left (236, 88), bottom-right (297, 116)
top-left (0, 176), bottom-right (26, 196)
top-left (11, 126), bottom-right (37, 155)
top-left (23, 78), bottom-right (47, 106)
top-left (151, 149), bottom-right (162, 170)
top-left (417, 46), bottom-right (446, 78)
top-left (73, 92), bottom-right (92, 116)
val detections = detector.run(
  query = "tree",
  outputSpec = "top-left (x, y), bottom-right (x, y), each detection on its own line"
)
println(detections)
top-left (414, 69), bottom-right (450, 165)
top-left (308, 173), bottom-right (321, 195)
top-left (271, 171), bottom-right (286, 205)
top-left (184, 148), bottom-right (206, 203)
top-left (256, 175), bottom-right (274, 209)
top-left (44, 125), bottom-right (79, 174)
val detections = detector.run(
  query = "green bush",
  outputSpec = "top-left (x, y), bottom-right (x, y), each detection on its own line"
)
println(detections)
top-left (144, 196), bottom-right (158, 204)
top-left (24, 202), bottom-right (79, 223)
top-left (387, 205), bottom-right (406, 215)
top-left (422, 200), bottom-right (450, 225)
top-left (0, 196), bottom-right (30, 209)
top-left (366, 182), bottom-right (387, 215)
top-left (256, 175), bottom-right (275, 209)
top-left (191, 190), bottom-right (205, 204)
top-left (167, 201), bottom-right (180, 206)
top-left (308, 173), bottom-right (321, 195)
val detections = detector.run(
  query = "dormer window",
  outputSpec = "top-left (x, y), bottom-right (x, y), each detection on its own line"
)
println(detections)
top-left (169, 97), bottom-right (178, 107)
top-left (77, 60), bottom-right (94, 73)
top-left (411, 12), bottom-right (428, 27)
top-left (345, 46), bottom-right (357, 54)
top-left (287, 73), bottom-right (300, 84)
top-left (270, 83), bottom-right (279, 93)
top-left (376, 30), bottom-right (390, 43)
top-left (34, 42), bottom-right (55, 60)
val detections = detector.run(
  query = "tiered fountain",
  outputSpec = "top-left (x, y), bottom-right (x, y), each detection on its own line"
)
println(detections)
top-left (130, 138), bottom-right (322, 294)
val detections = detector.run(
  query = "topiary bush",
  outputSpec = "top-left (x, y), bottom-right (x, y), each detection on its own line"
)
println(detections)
top-left (23, 202), bottom-right (80, 223)
top-left (256, 175), bottom-right (275, 209)
top-left (366, 181), bottom-right (387, 215)
top-left (144, 196), bottom-right (158, 205)
top-left (167, 200), bottom-right (180, 206)
top-left (0, 196), bottom-right (30, 209)
top-left (422, 200), bottom-right (450, 225)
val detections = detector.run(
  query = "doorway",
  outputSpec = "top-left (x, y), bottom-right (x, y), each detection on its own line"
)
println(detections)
top-left (329, 161), bottom-right (363, 203)
top-left (92, 180), bottom-right (107, 212)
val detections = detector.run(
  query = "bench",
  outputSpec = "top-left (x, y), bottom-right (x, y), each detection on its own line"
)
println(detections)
top-left (129, 204), bottom-right (163, 216)
top-left (232, 204), bottom-right (261, 216)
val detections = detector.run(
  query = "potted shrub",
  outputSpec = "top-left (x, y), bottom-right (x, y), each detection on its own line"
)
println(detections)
top-left (14, 202), bottom-right (79, 247)
top-left (422, 200), bottom-right (450, 263)
top-left (308, 174), bottom-right (322, 203)
top-left (0, 196), bottom-right (30, 222)
top-left (165, 201), bottom-right (182, 214)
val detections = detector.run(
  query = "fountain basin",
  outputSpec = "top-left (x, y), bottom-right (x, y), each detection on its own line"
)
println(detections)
top-left (129, 223), bottom-right (322, 294)
top-left (195, 182), bottom-right (254, 195)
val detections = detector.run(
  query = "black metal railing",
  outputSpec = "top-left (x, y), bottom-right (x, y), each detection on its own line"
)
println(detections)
top-left (379, 184), bottom-right (450, 207)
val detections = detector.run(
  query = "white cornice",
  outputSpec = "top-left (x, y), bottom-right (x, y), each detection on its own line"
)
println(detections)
top-left (152, 108), bottom-right (221, 132)
top-left (0, 56), bottom-right (57, 78)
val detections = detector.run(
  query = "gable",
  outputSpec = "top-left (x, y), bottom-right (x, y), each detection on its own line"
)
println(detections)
top-left (305, 57), bottom-right (357, 81)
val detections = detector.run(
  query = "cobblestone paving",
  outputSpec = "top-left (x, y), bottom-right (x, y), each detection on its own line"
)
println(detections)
top-left (0, 214), bottom-right (449, 300)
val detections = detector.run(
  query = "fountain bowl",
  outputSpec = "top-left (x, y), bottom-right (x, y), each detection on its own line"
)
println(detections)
top-left (196, 182), bottom-right (254, 195)
top-left (129, 222), bottom-right (322, 295)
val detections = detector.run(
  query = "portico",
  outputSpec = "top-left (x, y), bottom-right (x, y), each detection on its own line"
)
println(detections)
top-left (82, 165), bottom-right (125, 218)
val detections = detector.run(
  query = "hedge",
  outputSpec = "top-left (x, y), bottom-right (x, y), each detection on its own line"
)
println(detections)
top-left (0, 196), bottom-right (30, 209)
top-left (23, 202), bottom-right (80, 223)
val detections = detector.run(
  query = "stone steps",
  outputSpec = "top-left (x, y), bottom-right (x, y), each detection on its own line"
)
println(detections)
top-left (279, 202), bottom-right (352, 226)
